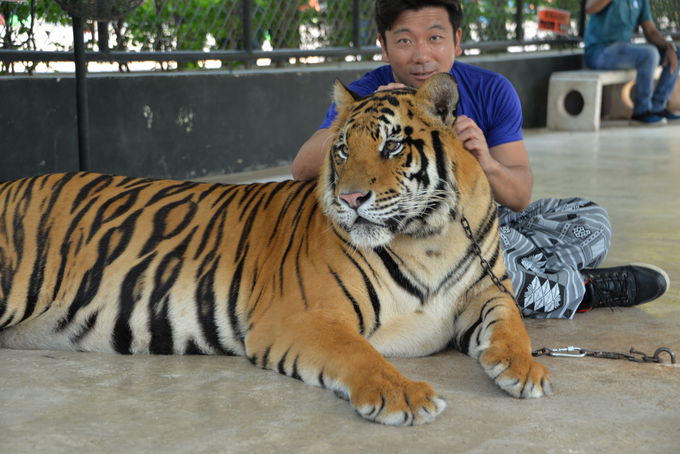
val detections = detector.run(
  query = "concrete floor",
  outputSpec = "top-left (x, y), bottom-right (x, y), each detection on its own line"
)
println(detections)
top-left (2, 124), bottom-right (679, 453)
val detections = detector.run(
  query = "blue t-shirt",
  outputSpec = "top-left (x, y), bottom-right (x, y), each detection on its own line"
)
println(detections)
top-left (584, 0), bottom-right (652, 66)
top-left (319, 61), bottom-right (523, 149)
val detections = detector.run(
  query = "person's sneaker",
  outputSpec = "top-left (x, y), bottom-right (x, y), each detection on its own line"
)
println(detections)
top-left (630, 112), bottom-right (668, 126)
top-left (580, 263), bottom-right (670, 309)
top-left (652, 109), bottom-right (680, 121)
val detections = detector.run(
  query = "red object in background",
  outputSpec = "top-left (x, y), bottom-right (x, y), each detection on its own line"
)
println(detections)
top-left (301, 0), bottom-right (320, 12)
top-left (538, 7), bottom-right (571, 35)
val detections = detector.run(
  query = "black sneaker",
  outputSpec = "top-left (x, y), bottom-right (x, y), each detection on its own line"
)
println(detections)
top-left (580, 263), bottom-right (670, 309)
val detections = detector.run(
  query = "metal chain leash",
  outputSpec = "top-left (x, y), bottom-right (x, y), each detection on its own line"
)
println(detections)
top-left (460, 213), bottom-right (512, 296)
top-left (460, 213), bottom-right (677, 366)
top-left (532, 346), bottom-right (677, 364)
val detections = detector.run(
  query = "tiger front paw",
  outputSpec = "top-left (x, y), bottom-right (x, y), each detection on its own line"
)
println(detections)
top-left (481, 347), bottom-right (553, 398)
top-left (350, 379), bottom-right (446, 426)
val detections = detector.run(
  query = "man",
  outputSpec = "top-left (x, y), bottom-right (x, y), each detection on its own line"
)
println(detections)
top-left (292, 0), bottom-right (669, 318)
top-left (584, 0), bottom-right (680, 125)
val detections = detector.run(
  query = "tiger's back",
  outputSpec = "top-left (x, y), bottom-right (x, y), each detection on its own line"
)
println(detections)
top-left (0, 173), bottom-right (327, 354)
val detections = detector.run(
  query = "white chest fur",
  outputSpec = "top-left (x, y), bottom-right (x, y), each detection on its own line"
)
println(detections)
top-left (366, 255), bottom-right (478, 358)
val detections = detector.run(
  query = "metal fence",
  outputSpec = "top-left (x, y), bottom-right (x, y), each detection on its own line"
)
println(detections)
top-left (1, 0), bottom-right (679, 73)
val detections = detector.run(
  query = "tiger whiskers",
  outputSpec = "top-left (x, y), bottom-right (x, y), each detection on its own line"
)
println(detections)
top-left (343, 240), bottom-right (361, 259)
top-left (395, 189), bottom-right (452, 218)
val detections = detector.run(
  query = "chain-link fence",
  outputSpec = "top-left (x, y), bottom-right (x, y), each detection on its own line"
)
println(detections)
top-left (1, 1), bottom-right (375, 55)
top-left (1, 0), bottom-right (679, 73)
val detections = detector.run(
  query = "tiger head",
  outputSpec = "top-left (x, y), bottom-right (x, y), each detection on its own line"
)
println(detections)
top-left (319, 73), bottom-right (480, 250)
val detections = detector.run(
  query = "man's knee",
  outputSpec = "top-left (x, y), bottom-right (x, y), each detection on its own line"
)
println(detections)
top-left (575, 198), bottom-right (611, 226)
top-left (587, 201), bottom-right (612, 239)
top-left (638, 43), bottom-right (660, 70)
top-left (556, 197), bottom-right (612, 245)
top-left (581, 200), bottom-right (612, 257)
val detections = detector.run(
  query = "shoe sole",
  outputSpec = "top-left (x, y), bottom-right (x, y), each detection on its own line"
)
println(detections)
top-left (630, 262), bottom-right (670, 297)
top-left (628, 119), bottom-right (668, 127)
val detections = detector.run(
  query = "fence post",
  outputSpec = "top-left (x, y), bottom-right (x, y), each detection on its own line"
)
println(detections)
top-left (97, 21), bottom-right (109, 52)
top-left (242, 0), bottom-right (253, 68)
top-left (515, 0), bottom-right (524, 42)
top-left (578, 0), bottom-right (587, 38)
top-left (353, 0), bottom-right (361, 51)
top-left (72, 15), bottom-right (90, 171)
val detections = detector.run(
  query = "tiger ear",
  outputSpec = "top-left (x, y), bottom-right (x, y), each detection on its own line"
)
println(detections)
top-left (415, 73), bottom-right (459, 127)
top-left (333, 79), bottom-right (362, 111)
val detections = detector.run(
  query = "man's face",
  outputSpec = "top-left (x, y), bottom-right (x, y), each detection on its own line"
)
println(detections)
top-left (379, 6), bottom-right (462, 88)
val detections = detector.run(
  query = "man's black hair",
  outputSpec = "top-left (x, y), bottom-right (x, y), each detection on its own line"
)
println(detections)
top-left (374, 0), bottom-right (463, 40)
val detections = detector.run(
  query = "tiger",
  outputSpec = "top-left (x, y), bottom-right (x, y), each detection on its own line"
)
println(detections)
top-left (0, 73), bottom-right (551, 426)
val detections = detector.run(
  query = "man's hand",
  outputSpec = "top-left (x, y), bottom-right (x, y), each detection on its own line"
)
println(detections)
top-left (642, 20), bottom-right (679, 73)
top-left (454, 114), bottom-right (494, 168)
top-left (663, 44), bottom-right (678, 74)
top-left (376, 83), bottom-right (408, 92)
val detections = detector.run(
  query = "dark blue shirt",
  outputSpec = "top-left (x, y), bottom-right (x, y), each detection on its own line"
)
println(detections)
top-left (319, 61), bottom-right (524, 148)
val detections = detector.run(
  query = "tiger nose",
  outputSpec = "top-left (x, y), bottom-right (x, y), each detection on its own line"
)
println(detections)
top-left (339, 191), bottom-right (372, 209)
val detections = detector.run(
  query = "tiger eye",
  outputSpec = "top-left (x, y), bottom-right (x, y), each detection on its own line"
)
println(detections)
top-left (335, 144), bottom-right (348, 160)
top-left (385, 141), bottom-right (400, 152)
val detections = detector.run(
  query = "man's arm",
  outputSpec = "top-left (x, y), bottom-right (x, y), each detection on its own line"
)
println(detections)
top-left (292, 128), bottom-right (334, 181)
top-left (585, 0), bottom-right (612, 14)
top-left (485, 141), bottom-right (533, 212)
top-left (455, 115), bottom-right (532, 212)
top-left (641, 20), bottom-right (678, 74)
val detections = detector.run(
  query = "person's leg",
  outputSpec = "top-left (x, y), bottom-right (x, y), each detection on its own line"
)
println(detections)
top-left (498, 198), bottom-right (669, 317)
top-left (592, 42), bottom-right (659, 116)
top-left (652, 46), bottom-right (680, 117)
top-left (498, 198), bottom-right (611, 319)
top-left (499, 223), bottom-right (587, 319)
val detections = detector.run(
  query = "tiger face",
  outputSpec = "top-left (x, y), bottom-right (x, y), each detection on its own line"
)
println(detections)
top-left (319, 73), bottom-right (463, 249)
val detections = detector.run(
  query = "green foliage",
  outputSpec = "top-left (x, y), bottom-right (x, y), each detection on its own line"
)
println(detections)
top-left (256, 0), bottom-right (311, 49)
top-left (325, 0), bottom-right (376, 47)
top-left (2, 0), bottom-right (677, 64)
top-left (461, 1), bottom-right (515, 41)
top-left (0, 1), bottom-right (319, 53)
top-left (53, 0), bottom-right (144, 21)
top-left (1, 0), bottom-right (69, 50)
top-left (113, 0), bottom-right (320, 52)
top-left (651, 0), bottom-right (680, 30)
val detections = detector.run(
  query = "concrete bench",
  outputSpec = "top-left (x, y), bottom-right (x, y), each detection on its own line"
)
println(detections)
top-left (547, 69), bottom-right (640, 131)
top-left (547, 67), bottom-right (665, 131)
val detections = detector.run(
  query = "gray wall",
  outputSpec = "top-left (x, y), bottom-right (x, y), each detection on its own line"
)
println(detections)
top-left (0, 50), bottom-right (583, 181)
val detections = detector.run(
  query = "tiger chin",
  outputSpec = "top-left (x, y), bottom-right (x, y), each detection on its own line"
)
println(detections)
top-left (0, 73), bottom-right (551, 426)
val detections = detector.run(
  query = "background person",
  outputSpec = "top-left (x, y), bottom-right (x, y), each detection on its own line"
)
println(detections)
top-left (584, 0), bottom-right (680, 125)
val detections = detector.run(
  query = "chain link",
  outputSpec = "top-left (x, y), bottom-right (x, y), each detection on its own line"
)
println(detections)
top-left (532, 346), bottom-right (677, 364)
top-left (461, 212), bottom-right (677, 367)
top-left (460, 214), bottom-right (512, 296)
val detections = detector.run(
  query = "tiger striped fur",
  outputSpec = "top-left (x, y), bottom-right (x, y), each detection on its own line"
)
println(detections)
top-left (0, 73), bottom-right (551, 425)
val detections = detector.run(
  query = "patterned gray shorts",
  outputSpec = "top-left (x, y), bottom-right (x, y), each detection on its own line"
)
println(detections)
top-left (498, 197), bottom-right (612, 319)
